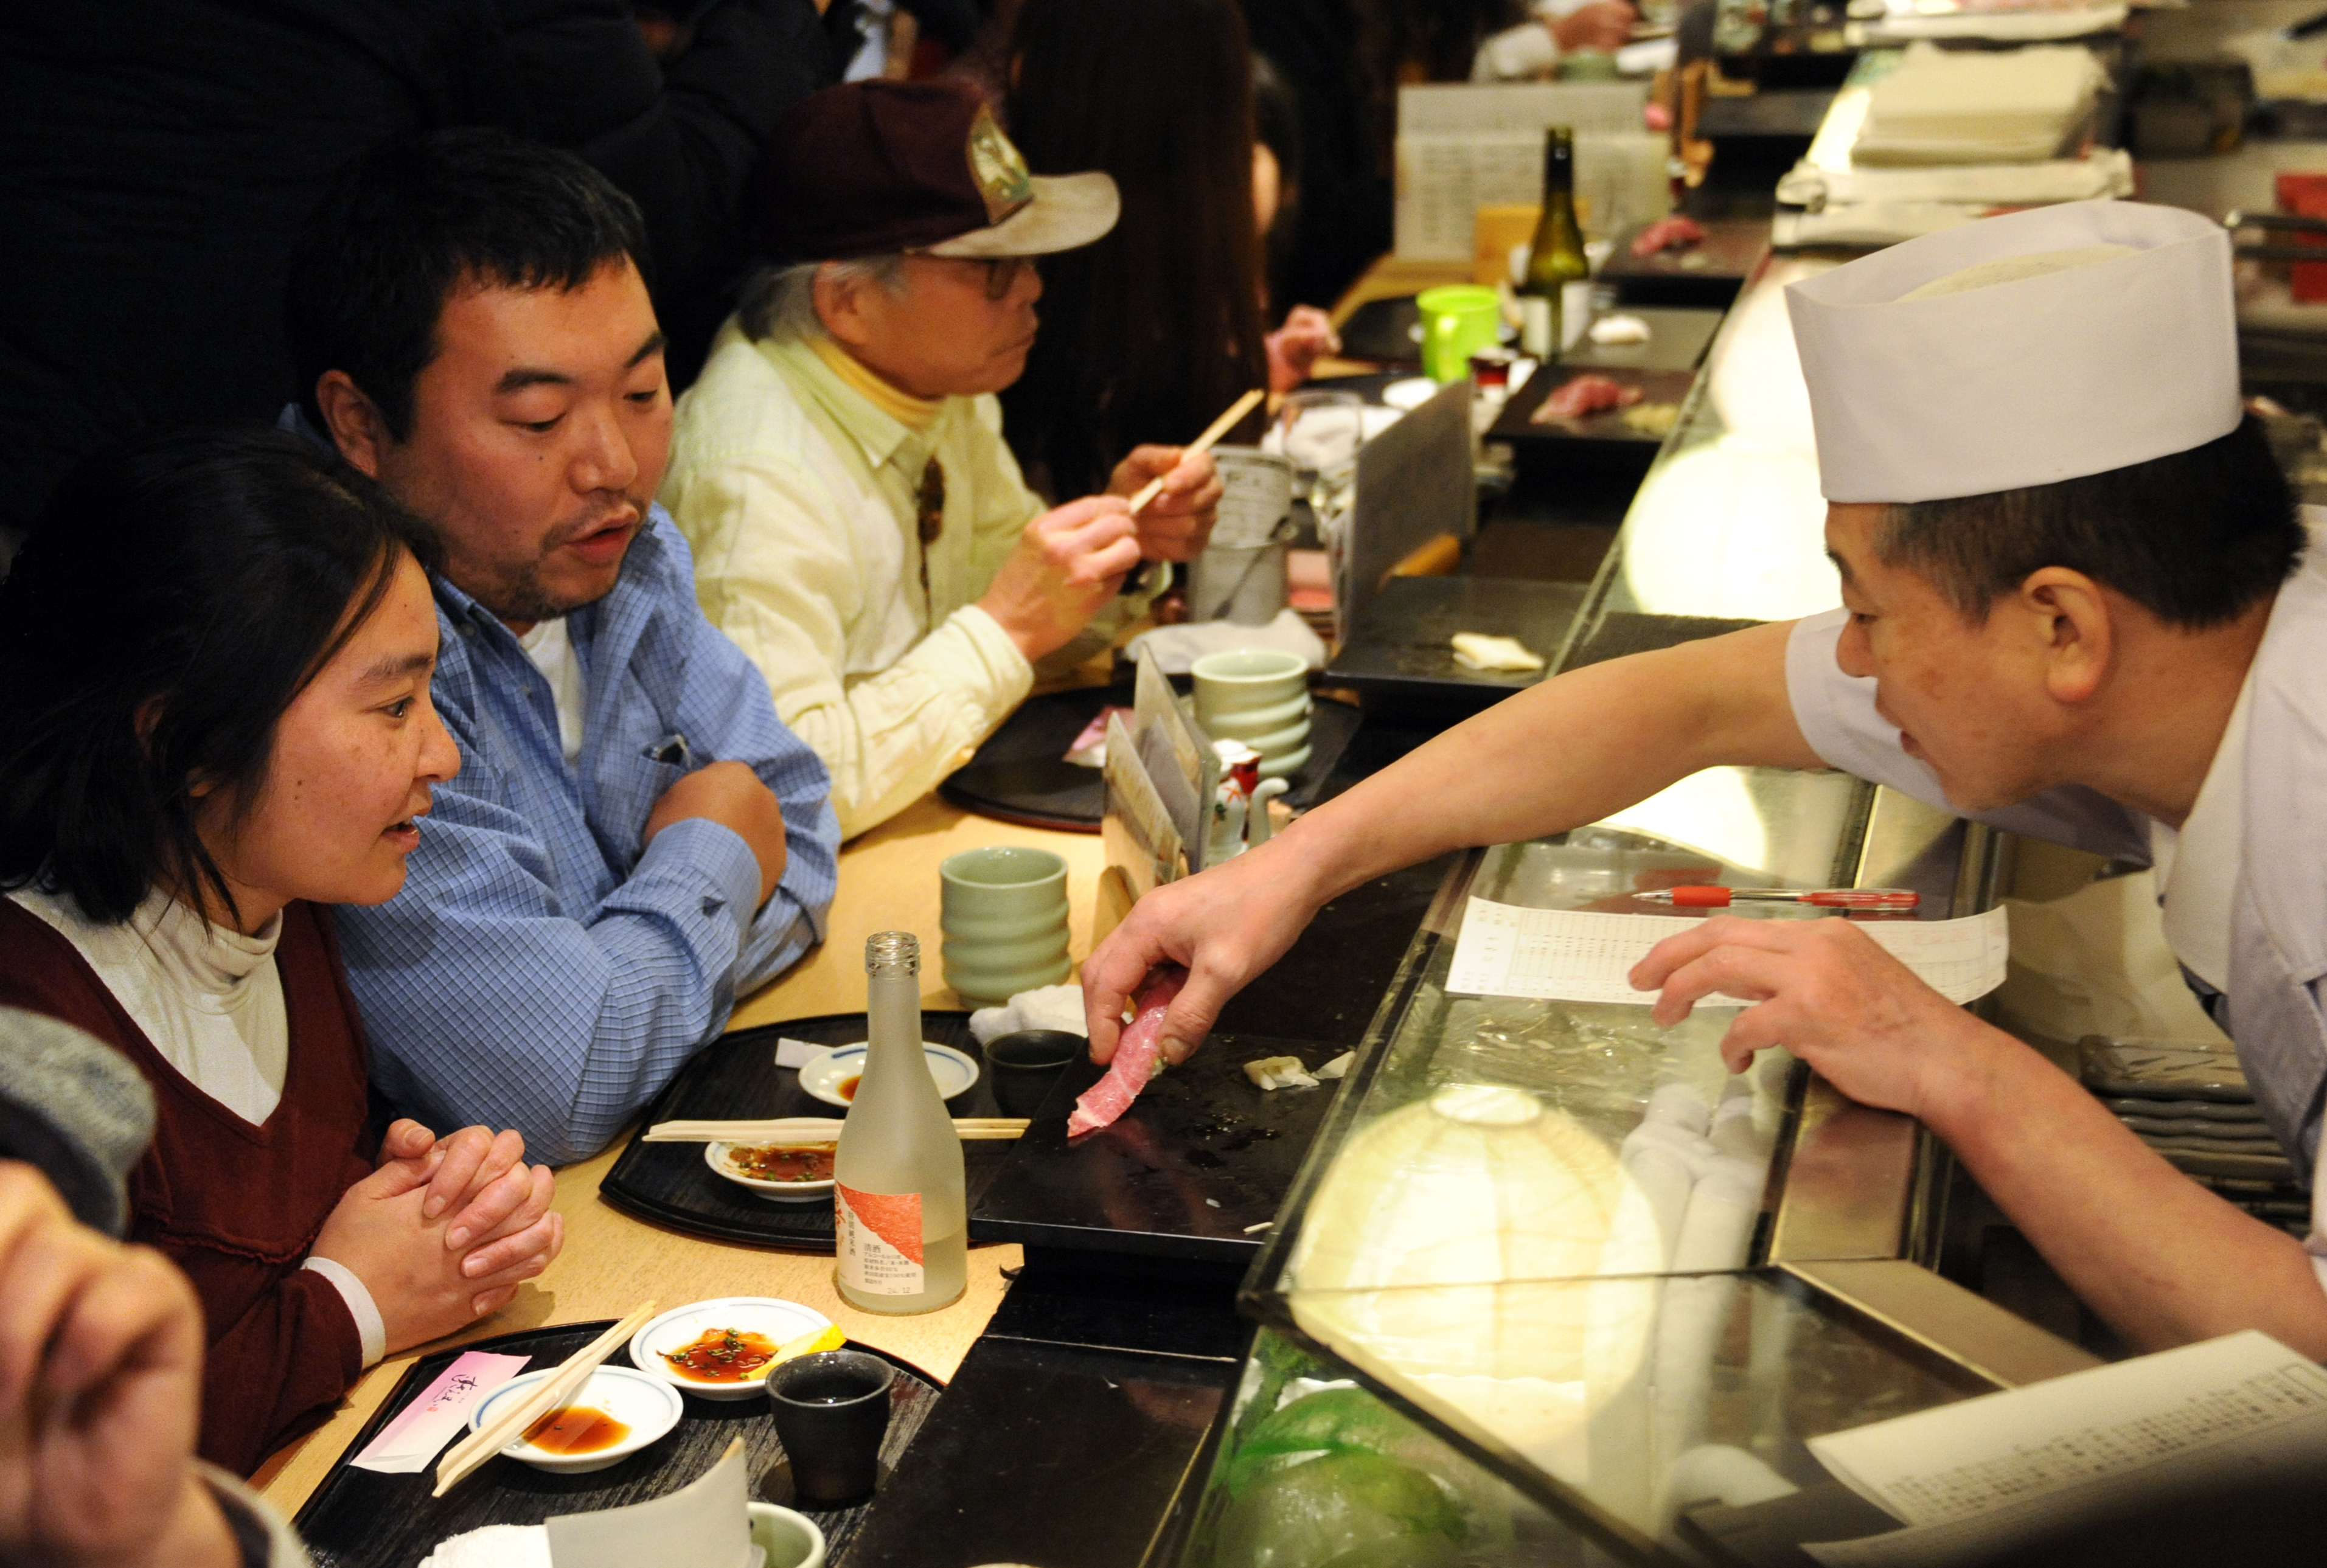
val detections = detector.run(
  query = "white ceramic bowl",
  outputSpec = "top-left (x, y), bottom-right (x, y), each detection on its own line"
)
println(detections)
top-left (628, 1297), bottom-right (833, 1402)
top-left (704, 1140), bottom-right (836, 1204)
top-left (748, 1503), bottom-right (827, 1568)
top-left (467, 1365), bottom-right (681, 1474)
top-left (797, 1042), bottom-right (979, 1109)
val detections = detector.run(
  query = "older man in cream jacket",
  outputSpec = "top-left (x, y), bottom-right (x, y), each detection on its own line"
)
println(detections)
top-left (662, 80), bottom-right (1222, 839)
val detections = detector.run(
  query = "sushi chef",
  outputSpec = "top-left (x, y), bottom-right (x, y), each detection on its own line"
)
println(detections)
top-left (1085, 199), bottom-right (2327, 1356)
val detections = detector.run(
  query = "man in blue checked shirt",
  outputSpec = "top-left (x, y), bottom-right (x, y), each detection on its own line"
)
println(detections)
top-left (282, 130), bottom-right (840, 1164)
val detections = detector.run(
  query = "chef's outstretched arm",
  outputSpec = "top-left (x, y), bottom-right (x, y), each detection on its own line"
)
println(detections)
top-left (1082, 620), bottom-right (1820, 1062)
top-left (1632, 915), bottom-right (2327, 1356)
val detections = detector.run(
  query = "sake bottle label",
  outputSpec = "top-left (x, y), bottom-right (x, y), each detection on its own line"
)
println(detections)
top-left (836, 1183), bottom-right (924, 1295)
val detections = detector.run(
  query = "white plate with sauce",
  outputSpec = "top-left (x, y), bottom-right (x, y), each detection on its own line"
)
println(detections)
top-left (704, 1139), bottom-right (836, 1204)
top-left (468, 1365), bottom-right (681, 1473)
top-left (796, 1042), bottom-right (979, 1109)
top-left (628, 1296), bottom-right (833, 1402)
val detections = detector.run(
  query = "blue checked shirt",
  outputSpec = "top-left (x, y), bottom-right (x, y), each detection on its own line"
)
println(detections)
top-left (335, 510), bottom-right (840, 1164)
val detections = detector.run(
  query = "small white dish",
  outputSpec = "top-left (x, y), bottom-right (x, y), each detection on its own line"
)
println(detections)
top-left (1380, 376), bottom-right (1440, 412)
top-left (628, 1297), bottom-right (833, 1402)
top-left (705, 1140), bottom-right (835, 1204)
top-left (467, 1366), bottom-right (681, 1475)
top-left (796, 1042), bottom-right (979, 1109)
top-left (749, 1502), bottom-right (827, 1568)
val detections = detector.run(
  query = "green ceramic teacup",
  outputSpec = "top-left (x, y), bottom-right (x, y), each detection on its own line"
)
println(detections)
top-left (939, 845), bottom-right (1071, 1002)
top-left (1192, 648), bottom-right (1312, 779)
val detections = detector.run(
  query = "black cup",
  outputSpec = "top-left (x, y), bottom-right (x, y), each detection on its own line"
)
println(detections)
top-left (767, 1350), bottom-right (894, 1505)
top-left (984, 1029), bottom-right (1085, 1118)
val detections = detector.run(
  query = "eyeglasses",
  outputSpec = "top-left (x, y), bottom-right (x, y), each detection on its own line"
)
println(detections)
top-left (976, 255), bottom-right (1034, 300)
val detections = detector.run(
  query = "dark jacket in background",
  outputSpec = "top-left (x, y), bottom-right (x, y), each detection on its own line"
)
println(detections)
top-left (0, 0), bottom-right (828, 541)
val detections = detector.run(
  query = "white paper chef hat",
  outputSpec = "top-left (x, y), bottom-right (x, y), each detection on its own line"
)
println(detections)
top-left (1784, 200), bottom-right (2239, 502)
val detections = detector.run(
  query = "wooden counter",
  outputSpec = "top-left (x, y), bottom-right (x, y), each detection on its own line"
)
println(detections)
top-left (254, 794), bottom-right (1107, 1515)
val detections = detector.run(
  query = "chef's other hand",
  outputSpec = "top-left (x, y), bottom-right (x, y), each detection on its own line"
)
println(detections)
top-left (0, 1162), bottom-right (240, 1568)
top-left (1627, 915), bottom-right (1988, 1118)
top-left (1083, 839), bottom-right (1326, 1067)
top-left (979, 496), bottom-right (1142, 662)
top-left (1267, 307), bottom-right (1342, 394)
top-left (1107, 445), bottom-right (1222, 563)
top-left (1553, 0), bottom-right (1636, 53)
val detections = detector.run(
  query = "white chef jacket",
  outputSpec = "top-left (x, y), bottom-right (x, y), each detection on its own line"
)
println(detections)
top-left (1786, 530), bottom-right (2327, 1295)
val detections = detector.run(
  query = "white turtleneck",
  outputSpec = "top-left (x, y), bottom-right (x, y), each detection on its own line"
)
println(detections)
top-left (6, 884), bottom-right (385, 1365)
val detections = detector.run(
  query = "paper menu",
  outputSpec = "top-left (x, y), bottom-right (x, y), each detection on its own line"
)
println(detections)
top-left (351, 1350), bottom-right (531, 1474)
top-left (546, 1438), bottom-right (754, 1568)
top-left (1442, 900), bottom-right (2009, 1007)
top-left (1801, 1331), bottom-right (2327, 1565)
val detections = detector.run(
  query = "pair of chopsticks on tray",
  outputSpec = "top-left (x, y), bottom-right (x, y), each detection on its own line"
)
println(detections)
top-left (1125, 388), bottom-right (1264, 515)
top-left (434, 1300), bottom-right (658, 1497)
top-left (643, 1117), bottom-right (1029, 1143)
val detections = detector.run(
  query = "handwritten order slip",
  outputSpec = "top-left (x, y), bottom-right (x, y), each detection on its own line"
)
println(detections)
top-left (1442, 900), bottom-right (2010, 1007)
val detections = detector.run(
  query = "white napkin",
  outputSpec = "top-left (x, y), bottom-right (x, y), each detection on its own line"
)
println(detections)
top-left (1121, 608), bottom-right (1327, 676)
top-left (419, 1525), bottom-right (552, 1568)
top-left (969, 983), bottom-right (1088, 1044)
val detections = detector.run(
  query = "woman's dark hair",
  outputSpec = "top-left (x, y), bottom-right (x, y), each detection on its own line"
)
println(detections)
top-left (1880, 415), bottom-right (2305, 628)
top-left (286, 127), bottom-right (652, 442)
top-left (0, 428), bottom-right (442, 926)
top-left (1001, 0), bottom-right (1270, 500)
top-left (1251, 52), bottom-right (1303, 316)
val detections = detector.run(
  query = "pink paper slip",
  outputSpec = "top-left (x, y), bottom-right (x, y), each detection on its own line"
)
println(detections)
top-left (350, 1350), bottom-right (532, 1474)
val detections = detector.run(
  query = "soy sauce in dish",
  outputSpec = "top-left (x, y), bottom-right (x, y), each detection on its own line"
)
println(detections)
top-left (522, 1405), bottom-right (630, 1454)
top-left (729, 1143), bottom-right (836, 1183)
top-left (661, 1327), bottom-right (781, 1382)
top-left (837, 1074), bottom-right (861, 1101)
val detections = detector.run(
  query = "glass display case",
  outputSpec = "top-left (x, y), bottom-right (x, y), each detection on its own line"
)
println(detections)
top-left (1175, 783), bottom-right (2088, 1564)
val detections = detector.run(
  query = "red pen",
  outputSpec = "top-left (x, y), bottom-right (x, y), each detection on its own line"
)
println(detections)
top-left (1637, 886), bottom-right (1921, 910)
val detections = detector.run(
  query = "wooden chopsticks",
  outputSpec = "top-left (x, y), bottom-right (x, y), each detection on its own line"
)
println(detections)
top-left (644, 1117), bottom-right (1029, 1143)
top-left (1127, 387), bottom-right (1264, 515)
top-left (433, 1301), bottom-right (658, 1497)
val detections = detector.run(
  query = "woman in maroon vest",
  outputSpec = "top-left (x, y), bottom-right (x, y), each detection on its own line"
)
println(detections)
top-left (0, 430), bottom-right (565, 1474)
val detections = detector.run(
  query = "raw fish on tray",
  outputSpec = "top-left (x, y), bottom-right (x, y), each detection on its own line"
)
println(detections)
top-left (1067, 968), bottom-right (1188, 1137)
top-left (1533, 373), bottom-right (1644, 424)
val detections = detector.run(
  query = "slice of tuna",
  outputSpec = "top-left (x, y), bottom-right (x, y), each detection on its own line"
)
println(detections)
top-left (1066, 968), bottom-right (1189, 1138)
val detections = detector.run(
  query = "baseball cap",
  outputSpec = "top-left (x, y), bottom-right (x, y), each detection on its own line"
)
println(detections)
top-left (754, 79), bottom-right (1119, 263)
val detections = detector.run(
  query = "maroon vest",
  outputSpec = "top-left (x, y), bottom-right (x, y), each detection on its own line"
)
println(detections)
top-left (0, 897), bottom-right (379, 1474)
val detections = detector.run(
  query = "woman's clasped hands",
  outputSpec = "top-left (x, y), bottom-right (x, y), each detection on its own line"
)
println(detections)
top-left (312, 1120), bottom-right (564, 1351)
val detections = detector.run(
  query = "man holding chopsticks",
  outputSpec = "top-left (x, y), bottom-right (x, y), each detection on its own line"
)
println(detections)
top-left (661, 79), bottom-right (1225, 841)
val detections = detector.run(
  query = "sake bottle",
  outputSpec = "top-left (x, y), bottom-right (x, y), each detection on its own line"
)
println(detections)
top-left (835, 932), bottom-right (967, 1313)
top-left (1518, 127), bottom-right (1590, 359)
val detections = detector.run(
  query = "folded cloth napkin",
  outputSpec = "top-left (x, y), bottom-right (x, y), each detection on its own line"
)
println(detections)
top-left (420, 1525), bottom-right (552, 1568)
top-left (1121, 608), bottom-right (1327, 676)
top-left (969, 983), bottom-right (1088, 1044)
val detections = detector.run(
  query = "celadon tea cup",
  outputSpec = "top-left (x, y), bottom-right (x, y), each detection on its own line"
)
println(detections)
top-left (1192, 648), bottom-right (1313, 779)
top-left (939, 845), bottom-right (1071, 1002)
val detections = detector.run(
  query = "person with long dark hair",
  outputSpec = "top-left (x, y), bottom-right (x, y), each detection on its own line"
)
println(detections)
top-left (0, 430), bottom-right (565, 1474)
top-left (1001, 0), bottom-right (1300, 501)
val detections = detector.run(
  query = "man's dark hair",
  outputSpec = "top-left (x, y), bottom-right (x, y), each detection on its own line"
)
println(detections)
top-left (0, 428), bottom-right (441, 928)
top-left (1879, 414), bottom-right (2306, 628)
top-left (286, 127), bottom-right (652, 441)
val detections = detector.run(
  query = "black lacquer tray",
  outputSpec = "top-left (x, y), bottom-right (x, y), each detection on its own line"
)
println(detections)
top-left (291, 1320), bottom-right (941, 1568)
top-left (599, 1013), bottom-right (1014, 1251)
top-left (937, 684), bottom-right (1363, 833)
